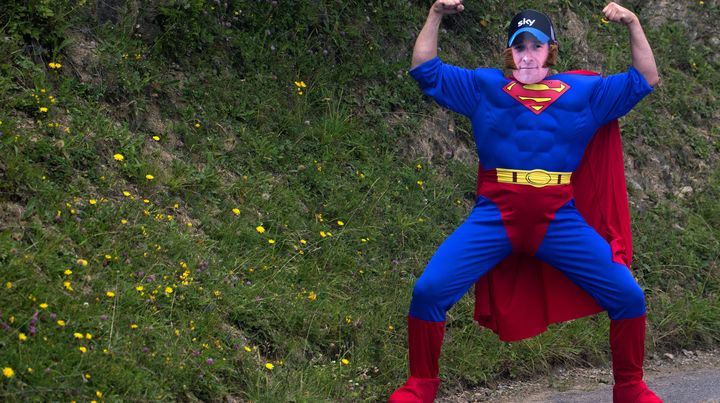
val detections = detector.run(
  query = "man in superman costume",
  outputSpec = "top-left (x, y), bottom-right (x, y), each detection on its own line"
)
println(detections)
top-left (390, 1), bottom-right (661, 402)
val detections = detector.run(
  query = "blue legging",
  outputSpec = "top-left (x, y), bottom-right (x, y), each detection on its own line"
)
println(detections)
top-left (409, 196), bottom-right (646, 322)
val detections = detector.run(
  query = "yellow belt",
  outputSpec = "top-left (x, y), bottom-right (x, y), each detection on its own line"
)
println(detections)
top-left (496, 168), bottom-right (572, 188)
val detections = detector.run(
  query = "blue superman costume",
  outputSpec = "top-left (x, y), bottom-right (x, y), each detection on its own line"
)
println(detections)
top-left (389, 58), bottom-right (660, 403)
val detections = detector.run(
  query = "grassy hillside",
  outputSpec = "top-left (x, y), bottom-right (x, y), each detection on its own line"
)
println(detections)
top-left (0, 0), bottom-right (718, 401)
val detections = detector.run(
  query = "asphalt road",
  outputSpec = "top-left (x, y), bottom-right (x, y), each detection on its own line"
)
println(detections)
top-left (528, 367), bottom-right (720, 403)
top-left (439, 349), bottom-right (720, 403)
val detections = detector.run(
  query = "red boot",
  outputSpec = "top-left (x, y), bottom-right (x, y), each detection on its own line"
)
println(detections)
top-left (610, 315), bottom-right (663, 403)
top-left (389, 317), bottom-right (445, 403)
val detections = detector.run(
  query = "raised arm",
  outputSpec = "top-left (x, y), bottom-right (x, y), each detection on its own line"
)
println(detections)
top-left (602, 2), bottom-right (659, 86)
top-left (411, 0), bottom-right (464, 69)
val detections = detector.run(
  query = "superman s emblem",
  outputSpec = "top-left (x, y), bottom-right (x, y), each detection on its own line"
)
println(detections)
top-left (502, 80), bottom-right (570, 115)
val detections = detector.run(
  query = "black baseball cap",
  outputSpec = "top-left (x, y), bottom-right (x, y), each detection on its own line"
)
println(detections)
top-left (507, 10), bottom-right (557, 47)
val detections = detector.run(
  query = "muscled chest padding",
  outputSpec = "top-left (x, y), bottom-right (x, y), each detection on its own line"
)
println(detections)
top-left (409, 57), bottom-right (653, 172)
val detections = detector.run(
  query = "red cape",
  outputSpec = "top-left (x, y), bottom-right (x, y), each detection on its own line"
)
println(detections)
top-left (473, 71), bottom-right (634, 342)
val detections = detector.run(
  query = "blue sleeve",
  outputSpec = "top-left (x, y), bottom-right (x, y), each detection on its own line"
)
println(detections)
top-left (409, 57), bottom-right (482, 117)
top-left (591, 66), bottom-right (653, 125)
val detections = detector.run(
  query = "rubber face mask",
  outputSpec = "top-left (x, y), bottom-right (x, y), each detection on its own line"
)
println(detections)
top-left (511, 38), bottom-right (550, 84)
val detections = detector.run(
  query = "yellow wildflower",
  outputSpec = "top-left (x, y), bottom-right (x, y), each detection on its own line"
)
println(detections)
top-left (152, 135), bottom-right (160, 141)
top-left (77, 259), bottom-right (88, 266)
top-left (74, 332), bottom-right (84, 339)
top-left (2, 367), bottom-right (14, 378)
top-left (63, 281), bottom-right (74, 291)
top-left (337, 220), bottom-right (344, 226)
top-left (79, 346), bottom-right (87, 353)
top-left (232, 208), bottom-right (241, 215)
top-left (106, 291), bottom-right (115, 298)
top-left (89, 199), bottom-right (97, 205)
top-left (255, 225), bottom-right (265, 234)
top-left (341, 358), bottom-right (350, 365)
top-left (57, 320), bottom-right (66, 327)
top-left (265, 363), bottom-right (274, 370)
top-left (268, 239), bottom-right (275, 244)
top-left (145, 174), bottom-right (154, 180)
top-left (113, 153), bottom-right (124, 161)
top-left (39, 107), bottom-right (48, 113)
top-left (308, 291), bottom-right (317, 301)
top-left (18, 332), bottom-right (27, 341)
top-left (39, 303), bottom-right (48, 309)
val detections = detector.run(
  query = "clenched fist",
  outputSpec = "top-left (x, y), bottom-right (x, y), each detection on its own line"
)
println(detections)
top-left (602, 2), bottom-right (638, 26)
top-left (431, 0), bottom-right (464, 15)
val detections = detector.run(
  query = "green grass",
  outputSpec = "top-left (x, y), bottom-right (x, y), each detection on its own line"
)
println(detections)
top-left (0, 0), bottom-right (719, 401)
